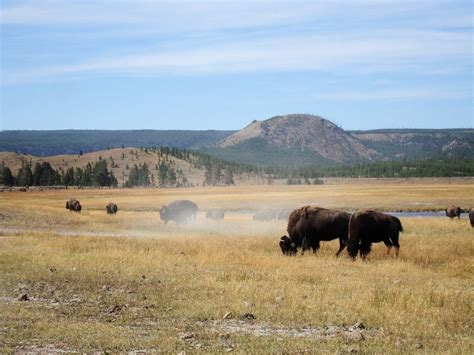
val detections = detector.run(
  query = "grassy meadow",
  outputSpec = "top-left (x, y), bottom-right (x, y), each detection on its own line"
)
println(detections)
top-left (0, 180), bottom-right (473, 353)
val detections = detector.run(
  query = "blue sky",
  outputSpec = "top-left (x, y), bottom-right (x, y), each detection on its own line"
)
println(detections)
top-left (0, 0), bottom-right (472, 130)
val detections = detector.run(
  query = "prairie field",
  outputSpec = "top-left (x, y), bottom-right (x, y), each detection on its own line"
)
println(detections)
top-left (0, 180), bottom-right (473, 353)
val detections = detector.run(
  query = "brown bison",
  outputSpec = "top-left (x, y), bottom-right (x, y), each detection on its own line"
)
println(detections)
top-left (106, 202), bottom-right (118, 214)
top-left (469, 208), bottom-right (474, 227)
top-left (445, 205), bottom-right (462, 219)
top-left (205, 209), bottom-right (224, 220)
top-left (160, 200), bottom-right (198, 225)
top-left (65, 199), bottom-right (81, 212)
top-left (287, 206), bottom-right (350, 257)
top-left (347, 210), bottom-right (403, 260)
top-left (279, 235), bottom-right (297, 256)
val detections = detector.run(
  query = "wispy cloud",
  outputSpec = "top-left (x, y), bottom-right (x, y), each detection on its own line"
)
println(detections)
top-left (4, 29), bottom-right (471, 84)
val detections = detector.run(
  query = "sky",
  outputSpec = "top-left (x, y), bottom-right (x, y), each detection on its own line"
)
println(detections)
top-left (0, 0), bottom-right (472, 131)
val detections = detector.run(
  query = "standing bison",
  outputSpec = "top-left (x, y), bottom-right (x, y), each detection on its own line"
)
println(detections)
top-left (287, 206), bottom-right (350, 257)
top-left (65, 199), bottom-right (81, 212)
top-left (445, 205), bottom-right (462, 219)
top-left (160, 200), bottom-right (198, 225)
top-left (205, 209), bottom-right (224, 220)
top-left (347, 210), bottom-right (403, 260)
top-left (106, 202), bottom-right (118, 214)
top-left (279, 235), bottom-right (297, 256)
top-left (469, 208), bottom-right (474, 227)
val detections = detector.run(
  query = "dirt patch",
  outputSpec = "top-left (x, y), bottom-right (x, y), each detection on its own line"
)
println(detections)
top-left (202, 319), bottom-right (381, 340)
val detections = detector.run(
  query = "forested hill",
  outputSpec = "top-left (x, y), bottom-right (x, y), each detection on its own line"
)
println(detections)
top-left (0, 130), bottom-right (235, 157)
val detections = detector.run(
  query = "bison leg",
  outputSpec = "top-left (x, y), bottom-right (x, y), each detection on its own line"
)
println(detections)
top-left (359, 242), bottom-right (371, 260)
top-left (390, 234), bottom-right (400, 258)
top-left (335, 238), bottom-right (346, 257)
top-left (311, 239), bottom-right (320, 254)
top-left (383, 239), bottom-right (393, 256)
top-left (301, 235), bottom-right (310, 256)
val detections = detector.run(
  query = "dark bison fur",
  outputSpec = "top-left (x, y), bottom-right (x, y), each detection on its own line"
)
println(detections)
top-left (205, 209), bottom-right (224, 220)
top-left (287, 206), bottom-right (350, 257)
top-left (279, 235), bottom-right (297, 256)
top-left (445, 205), bottom-right (462, 219)
top-left (160, 200), bottom-right (198, 225)
top-left (66, 199), bottom-right (81, 212)
top-left (469, 208), bottom-right (474, 227)
top-left (106, 202), bottom-right (118, 214)
top-left (347, 210), bottom-right (403, 260)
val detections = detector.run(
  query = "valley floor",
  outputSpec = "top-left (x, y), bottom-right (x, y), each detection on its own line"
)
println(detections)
top-left (0, 182), bottom-right (473, 353)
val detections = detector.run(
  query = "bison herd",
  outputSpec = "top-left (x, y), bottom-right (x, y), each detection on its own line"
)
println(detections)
top-left (65, 198), bottom-right (473, 260)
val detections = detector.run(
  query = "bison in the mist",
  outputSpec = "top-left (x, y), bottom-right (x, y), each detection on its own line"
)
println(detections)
top-left (106, 202), bottom-right (118, 214)
top-left (445, 205), bottom-right (462, 219)
top-left (205, 209), bottom-right (224, 220)
top-left (347, 210), bottom-right (403, 260)
top-left (287, 206), bottom-right (350, 257)
top-left (160, 200), bottom-right (198, 225)
top-left (279, 235), bottom-right (297, 256)
top-left (65, 199), bottom-right (81, 212)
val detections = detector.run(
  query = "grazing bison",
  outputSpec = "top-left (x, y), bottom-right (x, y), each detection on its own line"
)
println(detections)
top-left (106, 202), bottom-right (118, 214)
top-left (445, 205), bottom-right (462, 219)
top-left (347, 210), bottom-right (403, 260)
top-left (279, 235), bottom-right (297, 256)
top-left (65, 199), bottom-right (81, 212)
top-left (253, 210), bottom-right (277, 221)
top-left (205, 209), bottom-right (224, 220)
top-left (287, 206), bottom-right (350, 257)
top-left (160, 200), bottom-right (198, 225)
top-left (469, 208), bottom-right (474, 227)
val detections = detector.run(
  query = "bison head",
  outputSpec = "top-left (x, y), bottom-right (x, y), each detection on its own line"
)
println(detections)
top-left (65, 201), bottom-right (70, 210)
top-left (279, 235), bottom-right (297, 256)
top-left (159, 206), bottom-right (169, 223)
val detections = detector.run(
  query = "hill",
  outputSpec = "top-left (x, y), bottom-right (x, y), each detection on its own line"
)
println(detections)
top-left (208, 114), bottom-right (378, 166)
top-left (350, 129), bottom-right (474, 160)
top-left (0, 147), bottom-right (263, 187)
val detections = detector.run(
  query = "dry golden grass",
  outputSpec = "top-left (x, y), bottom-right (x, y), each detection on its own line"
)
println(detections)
top-left (0, 182), bottom-right (473, 353)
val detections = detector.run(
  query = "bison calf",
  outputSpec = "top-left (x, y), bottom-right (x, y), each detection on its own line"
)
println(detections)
top-left (347, 210), bottom-right (403, 260)
top-left (279, 235), bottom-right (297, 256)
top-left (106, 202), bottom-right (118, 214)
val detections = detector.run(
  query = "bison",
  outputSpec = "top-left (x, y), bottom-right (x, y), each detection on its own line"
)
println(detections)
top-left (160, 200), bottom-right (198, 225)
top-left (65, 199), bottom-right (81, 212)
top-left (469, 208), bottom-right (474, 227)
top-left (279, 235), bottom-right (297, 256)
top-left (205, 209), bottom-right (225, 220)
top-left (445, 205), bottom-right (462, 219)
top-left (106, 202), bottom-right (118, 214)
top-left (287, 206), bottom-right (350, 257)
top-left (347, 210), bottom-right (403, 260)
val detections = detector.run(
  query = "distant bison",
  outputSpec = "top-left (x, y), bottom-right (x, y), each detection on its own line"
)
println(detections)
top-left (347, 210), bottom-right (403, 260)
top-left (279, 235), bottom-right (297, 256)
top-left (65, 199), bottom-right (81, 212)
top-left (287, 206), bottom-right (350, 257)
top-left (106, 202), bottom-right (118, 214)
top-left (445, 205), bottom-right (462, 219)
top-left (469, 208), bottom-right (474, 227)
top-left (253, 210), bottom-right (277, 221)
top-left (205, 209), bottom-right (224, 220)
top-left (160, 200), bottom-right (198, 225)
top-left (276, 209), bottom-right (293, 220)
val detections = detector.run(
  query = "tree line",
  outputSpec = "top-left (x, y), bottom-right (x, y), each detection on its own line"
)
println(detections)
top-left (0, 159), bottom-right (117, 187)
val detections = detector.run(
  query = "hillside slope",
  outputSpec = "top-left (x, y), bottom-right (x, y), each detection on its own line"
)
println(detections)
top-left (211, 114), bottom-right (378, 165)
